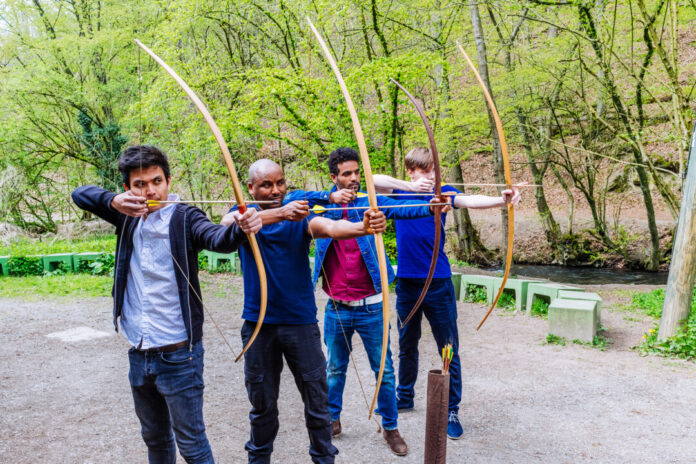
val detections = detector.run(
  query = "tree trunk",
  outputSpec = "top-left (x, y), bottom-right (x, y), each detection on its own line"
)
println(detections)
top-left (659, 124), bottom-right (696, 340)
top-left (468, 0), bottom-right (508, 261)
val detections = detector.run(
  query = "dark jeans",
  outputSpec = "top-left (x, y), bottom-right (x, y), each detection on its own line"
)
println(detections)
top-left (128, 341), bottom-right (214, 464)
top-left (241, 321), bottom-right (338, 464)
top-left (396, 278), bottom-right (462, 414)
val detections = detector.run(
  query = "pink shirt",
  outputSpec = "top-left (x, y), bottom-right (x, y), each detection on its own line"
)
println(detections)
top-left (321, 210), bottom-right (375, 301)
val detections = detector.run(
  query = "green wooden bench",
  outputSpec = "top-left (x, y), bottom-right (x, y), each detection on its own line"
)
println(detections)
top-left (548, 298), bottom-right (599, 343)
top-left (558, 290), bottom-right (603, 322)
top-left (41, 253), bottom-right (75, 273)
top-left (491, 277), bottom-right (543, 312)
top-left (526, 282), bottom-right (583, 314)
top-left (0, 256), bottom-right (8, 276)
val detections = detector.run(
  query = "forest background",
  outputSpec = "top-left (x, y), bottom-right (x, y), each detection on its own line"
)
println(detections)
top-left (1, 0), bottom-right (695, 271)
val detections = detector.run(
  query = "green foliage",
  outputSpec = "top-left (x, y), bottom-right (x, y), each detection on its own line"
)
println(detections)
top-left (638, 290), bottom-right (696, 360)
top-left (85, 254), bottom-right (115, 276)
top-left (530, 298), bottom-right (550, 318)
top-left (77, 109), bottom-right (128, 191)
top-left (0, 236), bottom-right (116, 256)
top-left (7, 257), bottom-right (43, 277)
top-left (628, 288), bottom-right (667, 318)
top-left (545, 334), bottom-right (566, 346)
top-left (464, 284), bottom-right (487, 304)
top-left (640, 314), bottom-right (696, 360)
top-left (198, 254), bottom-right (209, 270)
top-left (572, 326), bottom-right (610, 351)
top-left (0, 275), bottom-right (112, 299)
top-left (0, 0), bottom-right (689, 272)
top-left (383, 222), bottom-right (397, 263)
top-left (496, 290), bottom-right (516, 310)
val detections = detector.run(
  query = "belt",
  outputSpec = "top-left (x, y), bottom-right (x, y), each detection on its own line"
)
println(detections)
top-left (137, 340), bottom-right (188, 353)
top-left (333, 293), bottom-right (383, 307)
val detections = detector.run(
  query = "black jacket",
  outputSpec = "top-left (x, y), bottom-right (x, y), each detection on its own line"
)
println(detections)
top-left (71, 185), bottom-right (247, 345)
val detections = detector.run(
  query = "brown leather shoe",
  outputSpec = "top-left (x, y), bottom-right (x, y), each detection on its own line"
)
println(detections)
top-left (331, 419), bottom-right (341, 438)
top-left (383, 428), bottom-right (408, 456)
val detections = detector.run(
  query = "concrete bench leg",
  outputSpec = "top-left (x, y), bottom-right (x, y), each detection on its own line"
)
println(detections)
top-left (526, 283), bottom-right (583, 315)
top-left (548, 299), bottom-right (598, 342)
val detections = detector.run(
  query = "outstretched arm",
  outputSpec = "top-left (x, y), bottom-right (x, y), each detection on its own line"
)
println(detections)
top-left (373, 174), bottom-right (435, 194)
top-left (221, 201), bottom-right (309, 227)
top-left (452, 184), bottom-right (521, 209)
top-left (308, 210), bottom-right (386, 240)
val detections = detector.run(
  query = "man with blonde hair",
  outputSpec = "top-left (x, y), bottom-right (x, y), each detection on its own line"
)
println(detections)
top-left (373, 147), bottom-right (521, 440)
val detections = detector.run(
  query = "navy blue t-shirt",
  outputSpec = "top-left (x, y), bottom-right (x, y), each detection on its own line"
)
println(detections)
top-left (393, 185), bottom-right (460, 279)
top-left (238, 216), bottom-right (318, 324)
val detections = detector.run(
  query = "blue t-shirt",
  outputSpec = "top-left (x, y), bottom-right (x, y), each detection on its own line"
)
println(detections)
top-left (393, 185), bottom-right (460, 279)
top-left (238, 217), bottom-right (318, 325)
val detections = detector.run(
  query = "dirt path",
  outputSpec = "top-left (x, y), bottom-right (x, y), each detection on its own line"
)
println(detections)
top-left (2, 276), bottom-right (695, 463)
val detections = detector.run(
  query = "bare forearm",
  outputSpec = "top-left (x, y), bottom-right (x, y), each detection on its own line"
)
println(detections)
top-left (258, 208), bottom-right (286, 225)
top-left (309, 217), bottom-right (366, 239)
top-left (454, 194), bottom-right (505, 209)
top-left (373, 174), bottom-right (414, 193)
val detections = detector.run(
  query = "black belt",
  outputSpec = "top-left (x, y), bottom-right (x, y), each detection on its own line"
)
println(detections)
top-left (138, 340), bottom-right (188, 353)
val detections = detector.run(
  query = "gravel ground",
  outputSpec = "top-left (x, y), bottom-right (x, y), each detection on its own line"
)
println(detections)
top-left (2, 276), bottom-right (696, 463)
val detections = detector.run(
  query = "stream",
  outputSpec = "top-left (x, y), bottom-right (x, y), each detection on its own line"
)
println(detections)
top-left (473, 264), bottom-right (669, 285)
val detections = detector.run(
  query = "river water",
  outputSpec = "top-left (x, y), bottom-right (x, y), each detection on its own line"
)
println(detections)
top-left (476, 264), bottom-right (669, 286)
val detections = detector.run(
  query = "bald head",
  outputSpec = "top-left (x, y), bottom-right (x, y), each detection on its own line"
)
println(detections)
top-left (247, 159), bottom-right (286, 209)
top-left (248, 159), bottom-right (282, 184)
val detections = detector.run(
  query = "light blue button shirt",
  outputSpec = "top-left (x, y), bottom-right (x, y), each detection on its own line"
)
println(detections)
top-left (120, 194), bottom-right (188, 349)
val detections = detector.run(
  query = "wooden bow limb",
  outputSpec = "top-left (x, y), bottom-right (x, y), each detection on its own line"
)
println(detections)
top-left (389, 79), bottom-right (443, 330)
top-left (307, 18), bottom-right (391, 420)
top-left (456, 42), bottom-right (514, 331)
top-left (135, 39), bottom-right (268, 361)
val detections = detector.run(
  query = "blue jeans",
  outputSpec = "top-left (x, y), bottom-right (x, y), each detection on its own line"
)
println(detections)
top-left (241, 321), bottom-right (338, 464)
top-left (323, 300), bottom-right (398, 430)
top-left (128, 341), bottom-right (214, 464)
top-left (396, 278), bottom-right (462, 414)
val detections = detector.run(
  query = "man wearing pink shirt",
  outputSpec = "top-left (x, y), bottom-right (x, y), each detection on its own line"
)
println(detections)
top-left (311, 147), bottom-right (448, 457)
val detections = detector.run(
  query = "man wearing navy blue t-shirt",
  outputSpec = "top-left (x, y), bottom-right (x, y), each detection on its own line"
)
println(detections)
top-left (373, 147), bottom-right (521, 440)
top-left (222, 159), bottom-right (387, 464)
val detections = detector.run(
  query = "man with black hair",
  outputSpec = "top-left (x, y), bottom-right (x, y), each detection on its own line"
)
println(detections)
top-left (72, 145), bottom-right (261, 464)
top-left (309, 147), bottom-right (448, 457)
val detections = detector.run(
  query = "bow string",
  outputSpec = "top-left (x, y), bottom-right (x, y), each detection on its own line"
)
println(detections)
top-left (456, 42), bottom-right (514, 331)
top-left (389, 79), bottom-right (443, 330)
top-left (134, 39), bottom-right (268, 361)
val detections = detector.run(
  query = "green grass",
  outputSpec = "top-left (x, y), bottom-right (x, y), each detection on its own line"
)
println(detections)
top-left (634, 288), bottom-right (696, 360)
top-left (0, 274), bottom-right (112, 299)
top-left (0, 235), bottom-right (116, 256)
top-left (530, 298), bottom-right (550, 318)
top-left (625, 289), bottom-right (666, 318)
top-left (572, 326), bottom-right (610, 351)
top-left (496, 291), bottom-right (516, 311)
top-left (545, 334), bottom-right (566, 346)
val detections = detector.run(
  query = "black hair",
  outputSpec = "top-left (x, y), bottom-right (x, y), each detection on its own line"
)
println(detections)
top-left (327, 147), bottom-right (360, 176)
top-left (118, 145), bottom-right (170, 187)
